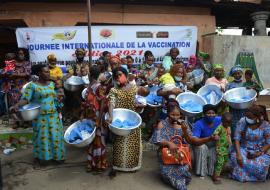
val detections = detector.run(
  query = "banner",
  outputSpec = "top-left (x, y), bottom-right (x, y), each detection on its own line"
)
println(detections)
top-left (16, 25), bottom-right (197, 65)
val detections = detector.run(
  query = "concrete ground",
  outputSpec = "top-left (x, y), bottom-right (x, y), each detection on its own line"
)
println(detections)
top-left (1, 145), bottom-right (270, 190)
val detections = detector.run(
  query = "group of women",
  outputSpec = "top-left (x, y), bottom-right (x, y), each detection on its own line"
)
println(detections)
top-left (2, 47), bottom-right (269, 190)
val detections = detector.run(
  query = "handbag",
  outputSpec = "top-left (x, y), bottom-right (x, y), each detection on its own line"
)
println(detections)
top-left (161, 135), bottom-right (192, 168)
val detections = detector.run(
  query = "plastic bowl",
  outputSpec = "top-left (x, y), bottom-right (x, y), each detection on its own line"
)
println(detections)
top-left (81, 88), bottom-right (88, 99)
top-left (224, 87), bottom-right (257, 109)
top-left (64, 119), bottom-right (96, 148)
top-left (105, 108), bottom-right (142, 136)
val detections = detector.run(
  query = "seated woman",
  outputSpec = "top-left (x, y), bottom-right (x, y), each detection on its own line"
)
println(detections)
top-left (150, 100), bottom-right (218, 190)
top-left (192, 104), bottom-right (221, 177)
top-left (150, 99), bottom-right (191, 190)
top-left (229, 105), bottom-right (270, 182)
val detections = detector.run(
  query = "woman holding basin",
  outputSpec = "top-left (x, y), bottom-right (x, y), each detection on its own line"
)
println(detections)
top-left (10, 64), bottom-right (65, 165)
top-left (106, 67), bottom-right (147, 175)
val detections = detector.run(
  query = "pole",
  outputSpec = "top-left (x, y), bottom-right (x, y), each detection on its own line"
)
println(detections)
top-left (87, 0), bottom-right (92, 67)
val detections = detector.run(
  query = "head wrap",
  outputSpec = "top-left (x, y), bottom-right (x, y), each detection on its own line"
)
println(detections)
top-left (229, 65), bottom-right (243, 76)
top-left (212, 64), bottom-right (224, 70)
top-left (203, 104), bottom-right (217, 114)
top-left (110, 55), bottom-right (121, 65)
top-left (47, 54), bottom-right (57, 62)
top-left (199, 52), bottom-right (209, 59)
top-left (75, 48), bottom-right (86, 54)
top-left (188, 55), bottom-right (197, 67)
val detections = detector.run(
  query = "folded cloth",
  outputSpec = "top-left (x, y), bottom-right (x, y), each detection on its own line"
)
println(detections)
top-left (180, 100), bottom-right (203, 113)
top-left (203, 91), bottom-right (221, 104)
top-left (146, 94), bottom-right (163, 105)
top-left (112, 118), bottom-right (137, 128)
top-left (68, 120), bottom-right (94, 143)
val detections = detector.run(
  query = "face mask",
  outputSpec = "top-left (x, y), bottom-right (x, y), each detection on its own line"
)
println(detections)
top-left (77, 55), bottom-right (84, 62)
top-left (234, 78), bottom-right (242, 82)
top-left (145, 64), bottom-right (153, 69)
top-left (205, 116), bottom-right (215, 123)
top-left (174, 76), bottom-right (182, 82)
top-left (245, 117), bottom-right (256, 125)
top-left (118, 75), bottom-right (127, 86)
top-left (18, 55), bottom-right (25, 61)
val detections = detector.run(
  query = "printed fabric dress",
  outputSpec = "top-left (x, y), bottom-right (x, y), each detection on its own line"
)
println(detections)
top-left (108, 85), bottom-right (142, 171)
top-left (3, 61), bottom-right (31, 106)
top-left (150, 119), bottom-right (192, 190)
top-left (229, 118), bottom-right (270, 182)
top-left (22, 82), bottom-right (65, 161)
top-left (82, 82), bottom-right (109, 170)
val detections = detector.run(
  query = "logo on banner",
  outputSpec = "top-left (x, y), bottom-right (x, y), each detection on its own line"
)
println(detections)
top-left (184, 29), bottom-right (193, 40)
top-left (52, 30), bottom-right (76, 41)
top-left (23, 31), bottom-right (35, 43)
top-left (100, 29), bottom-right (113, 39)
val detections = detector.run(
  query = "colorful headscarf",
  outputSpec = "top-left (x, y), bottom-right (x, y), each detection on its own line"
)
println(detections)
top-left (213, 63), bottom-right (224, 70)
top-left (188, 55), bottom-right (197, 67)
top-left (229, 65), bottom-right (243, 76)
top-left (199, 52), bottom-right (209, 59)
top-left (110, 55), bottom-right (121, 65)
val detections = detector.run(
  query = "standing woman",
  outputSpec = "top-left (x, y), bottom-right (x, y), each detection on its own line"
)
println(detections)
top-left (10, 65), bottom-right (65, 165)
top-left (4, 48), bottom-right (31, 107)
top-left (107, 67), bottom-right (142, 174)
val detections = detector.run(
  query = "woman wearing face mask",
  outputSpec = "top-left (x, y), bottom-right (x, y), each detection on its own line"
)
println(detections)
top-left (192, 104), bottom-right (221, 177)
top-left (226, 65), bottom-right (245, 137)
top-left (107, 67), bottom-right (143, 175)
top-left (229, 105), bottom-right (270, 182)
top-left (205, 64), bottom-right (228, 92)
top-left (139, 55), bottom-right (158, 86)
top-left (3, 48), bottom-right (31, 107)
top-left (170, 64), bottom-right (188, 92)
top-left (226, 65), bottom-right (244, 91)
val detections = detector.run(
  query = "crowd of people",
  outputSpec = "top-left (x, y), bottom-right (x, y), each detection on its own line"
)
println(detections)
top-left (0, 46), bottom-right (269, 190)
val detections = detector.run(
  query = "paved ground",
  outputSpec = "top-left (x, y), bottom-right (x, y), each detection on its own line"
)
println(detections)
top-left (1, 145), bottom-right (270, 190)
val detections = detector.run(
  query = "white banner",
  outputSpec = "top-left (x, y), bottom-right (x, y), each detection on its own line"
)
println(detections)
top-left (16, 25), bottom-right (197, 65)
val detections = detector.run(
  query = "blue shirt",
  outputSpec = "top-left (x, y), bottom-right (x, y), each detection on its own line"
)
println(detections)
top-left (192, 116), bottom-right (221, 138)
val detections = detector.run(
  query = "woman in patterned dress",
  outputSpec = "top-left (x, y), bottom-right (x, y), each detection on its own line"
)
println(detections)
top-left (3, 48), bottom-right (31, 107)
top-left (107, 67), bottom-right (145, 175)
top-left (10, 64), bottom-right (65, 165)
top-left (229, 105), bottom-right (270, 182)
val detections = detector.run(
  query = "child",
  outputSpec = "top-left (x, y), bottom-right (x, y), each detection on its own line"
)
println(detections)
top-left (159, 72), bottom-right (176, 91)
top-left (55, 80), bottom-right (65, 120)
top-left (81, 66), bottom-right (89, 86)
top-left (212, 112), bottom-right (232, 184)
top-left (243, 69), bottom-right (262, 93)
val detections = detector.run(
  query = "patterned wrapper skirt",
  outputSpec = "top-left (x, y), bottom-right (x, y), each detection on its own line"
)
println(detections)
top-left (32, 112), bottom-right (66, 161)
top-left (112, 128), bottom-right (142, 171)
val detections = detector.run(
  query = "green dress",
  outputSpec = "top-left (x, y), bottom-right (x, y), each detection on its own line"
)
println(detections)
top-left (22, 82), bottom-right (65, 161)
top-left (213, 125), bottom-right (230, 175)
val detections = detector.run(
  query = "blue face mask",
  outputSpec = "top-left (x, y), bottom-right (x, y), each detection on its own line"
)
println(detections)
top-left (174, 76), bottom-right (182, 82)
top-left (245, 117), bottom-right (256, 125)
top-left (205, 116), bottom-right (215, 123)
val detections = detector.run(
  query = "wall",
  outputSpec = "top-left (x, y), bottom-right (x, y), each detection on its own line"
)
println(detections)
top-left (0, 2), bottom-right (216, 46)
top-left (202, 35), bottom-right (270, 88)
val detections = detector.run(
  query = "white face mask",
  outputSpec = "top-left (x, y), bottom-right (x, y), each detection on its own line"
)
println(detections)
top-left (245, 117), bottom-right (256, 125)
top-left (174, 76), bottom-right (182, 82)
top-left (81, 75), bottom-right (89, 84)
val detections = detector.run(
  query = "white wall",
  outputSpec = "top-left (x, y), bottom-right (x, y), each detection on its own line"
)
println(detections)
top-left (203, 35), bottom-right (270, 88)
